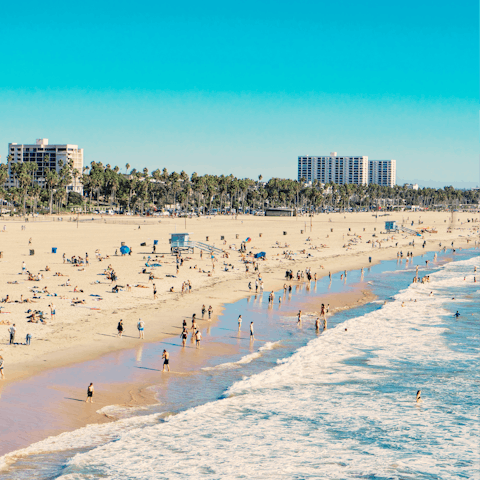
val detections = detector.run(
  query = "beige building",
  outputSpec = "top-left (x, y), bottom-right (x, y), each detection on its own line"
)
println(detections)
top-left (7, 138), bottom-right (83, 194)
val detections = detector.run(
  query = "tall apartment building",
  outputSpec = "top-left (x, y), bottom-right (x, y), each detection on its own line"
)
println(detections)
top-left (368, 160), bottom-right (396, 188)
top-left (297, 152), bottom-right (369, 185)
top-left (6, 139), bottom-right (83, 193)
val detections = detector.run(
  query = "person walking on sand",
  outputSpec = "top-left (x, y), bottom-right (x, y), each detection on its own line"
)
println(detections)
top-left (86, 383), bottom-right (94, 403)
top-left (208, 305), bottom-right (213, 319)
top-left (250, 321), bottom-right (254, 340)
top-left (201, 304), bottom-right (206, 318)
top-left (195, 329), bottom-right (202, 348)
top-left (153, 283), bottom-right (157, 300)
top-left (22, 261), bottom-right (26, 273)
top-left (9, 324), bottom-right (16, 345)
top-left (162, 350), bottom-right (170, 372)
top-left (0, 355), bottom-right (4, 379)
top-left (49, 303), bottom-right (56, 320)
top-left (117, 319), bottom-right (124, 337)
top-left (137, 319), bottom-right (145, 339)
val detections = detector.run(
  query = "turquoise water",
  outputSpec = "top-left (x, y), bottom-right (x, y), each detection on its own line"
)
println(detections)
top-left (1, 249), bottom-right (479, 479)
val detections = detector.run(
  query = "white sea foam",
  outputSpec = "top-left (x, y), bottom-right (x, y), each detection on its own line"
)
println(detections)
top-left (96, 404), bottom-right (151, 419)
top-left (0, 413), bottom-right (162, 472)
top-left (202, 341), bottom-right (281, 371)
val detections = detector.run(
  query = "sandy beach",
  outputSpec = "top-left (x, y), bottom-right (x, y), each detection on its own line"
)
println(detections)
top-left (0, 211), bottom-right (477, 381)
top-left (0, 211), bottom-right (478, 456)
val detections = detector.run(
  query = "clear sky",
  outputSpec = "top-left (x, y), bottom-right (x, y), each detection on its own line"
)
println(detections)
top-left (1, 0), bottom-right (478, 187)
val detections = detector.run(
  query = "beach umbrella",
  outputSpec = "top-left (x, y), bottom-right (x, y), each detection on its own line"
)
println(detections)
top-left (120, 245), bottom-right (130, 254)
top-left (245, 237), bottom-right (252, 243)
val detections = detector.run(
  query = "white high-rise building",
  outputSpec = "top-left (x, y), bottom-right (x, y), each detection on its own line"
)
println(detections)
top-left (368, 160), bottom-right (396, 187)
top-left (6, 139), bottom-right (83, 193)
top-left (298, 152), bottom-right (369, 185)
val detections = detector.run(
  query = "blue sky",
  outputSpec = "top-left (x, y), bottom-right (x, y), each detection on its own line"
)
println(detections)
top-left (0, 0), bottom-right (478, 187)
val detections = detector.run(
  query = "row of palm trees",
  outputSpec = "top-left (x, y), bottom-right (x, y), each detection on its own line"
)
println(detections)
top-left (0, 158), bottom-right (478, 215)
top-left (79, 163), bottom-right (480, 213)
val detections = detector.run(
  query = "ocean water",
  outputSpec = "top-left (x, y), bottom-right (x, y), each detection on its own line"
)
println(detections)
top-left (1, 249), bottom-right (479, 479)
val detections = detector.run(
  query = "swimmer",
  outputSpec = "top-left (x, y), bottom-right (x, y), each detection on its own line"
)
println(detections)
top-left (315, 317), bottom-right (320, 331)
top-left (454, 311), bottom-right (460, 318)
top-left (162, 350), bottom-right (170, 372)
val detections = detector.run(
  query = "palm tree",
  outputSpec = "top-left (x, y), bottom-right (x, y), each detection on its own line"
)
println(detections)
top-left (45, 168), bottom-right (59, 214)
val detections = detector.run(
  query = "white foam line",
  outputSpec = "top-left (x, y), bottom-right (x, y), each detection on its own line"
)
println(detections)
top-left (202, 341), bottom-right (281, 371)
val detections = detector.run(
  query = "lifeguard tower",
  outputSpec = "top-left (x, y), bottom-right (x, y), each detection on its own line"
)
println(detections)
top-left (384, 221), bottom-right (422, 236)
top-left (168, 232), bottom-right (224, 255)
top-left (385, 221), bottom-right (397, 232)
top-left (169, 233), bottom-right (193, 254)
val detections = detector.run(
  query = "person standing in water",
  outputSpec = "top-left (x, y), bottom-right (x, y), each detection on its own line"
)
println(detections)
top-left (162, 350), bottom-right (170, 372)
top-left (181, 327), bottom-right (188, 347)
top-left (86, 383), bottom-right (94, 403)
top-left (315, 318), bottom-right (320, 331)
top-left (416, 390), bottom-right (422, 403)
top-left (201, 305), bottom-right (206, 318)
top-left (250, 321), bottom-right (254, 340)
top-left (195, 329), bottom-right (202, 348)
top-left (238, 315), bottom-right (242, 330)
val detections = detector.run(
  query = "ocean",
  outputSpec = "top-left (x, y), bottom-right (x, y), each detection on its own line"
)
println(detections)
top-left (1, 248), bottom-right (479, 479)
